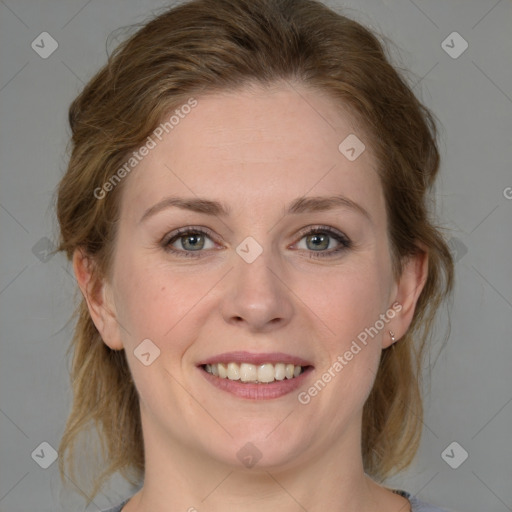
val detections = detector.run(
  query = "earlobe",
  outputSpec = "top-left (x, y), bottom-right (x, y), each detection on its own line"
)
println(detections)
top-left (72, 248), bottom-right (124, 350)
top-left (383, 246), bottom-right (428, 348)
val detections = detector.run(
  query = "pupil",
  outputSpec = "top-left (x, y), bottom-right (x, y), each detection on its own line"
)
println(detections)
top-left (308, 233), bottom-right (328, 250)
top-left (184, 234), bottom-right (203, 250)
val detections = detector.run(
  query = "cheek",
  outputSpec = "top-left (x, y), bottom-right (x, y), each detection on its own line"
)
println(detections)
top-left (298, 257), bottom-right (389, 398)
top-left (112, 253), bottom-right (200, 348)
top-left (112, 252), bottom-right (230, 372)
top-left (308, 261), bottom-right (388, 343)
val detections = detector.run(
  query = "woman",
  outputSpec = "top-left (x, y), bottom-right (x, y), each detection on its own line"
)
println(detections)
top-left (56, 0), bottom-right (454, 511)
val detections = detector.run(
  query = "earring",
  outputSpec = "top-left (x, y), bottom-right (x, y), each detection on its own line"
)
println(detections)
top-left (389, 331), bottom-right (396, 343)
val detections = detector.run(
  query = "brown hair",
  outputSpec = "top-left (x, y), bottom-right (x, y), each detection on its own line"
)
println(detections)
top-left (56, 0), bottom-right (454, 501)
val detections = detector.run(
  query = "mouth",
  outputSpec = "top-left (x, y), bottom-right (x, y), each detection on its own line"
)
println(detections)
top-left (202, 362), bottom-right (308, 383)
top-left (197, 352), bottom-right (314, 400)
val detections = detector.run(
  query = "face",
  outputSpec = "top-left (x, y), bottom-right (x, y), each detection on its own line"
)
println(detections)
top-left (81, 81), bottom-right (421, 472)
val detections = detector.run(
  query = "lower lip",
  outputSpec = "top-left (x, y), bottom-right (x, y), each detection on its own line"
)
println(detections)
top-left (199, 366), bottom-right (313, 400)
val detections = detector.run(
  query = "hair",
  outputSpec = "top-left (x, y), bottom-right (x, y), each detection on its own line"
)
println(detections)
top-left (56, 0), bottom-right (454, 502)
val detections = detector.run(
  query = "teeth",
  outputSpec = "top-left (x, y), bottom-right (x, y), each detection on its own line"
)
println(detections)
top-left (203, 362), bottom-right (305, 383)
top-left (227, 362), bottom-right (240, 380)
top-left (240, 363), bottom-right (258, 382)
top-left (218, 362), bottom-right (227, 378)
top-left (274, 363), bottom-right (286, 381)
top-left (258, 363), bottom-right (275, 383)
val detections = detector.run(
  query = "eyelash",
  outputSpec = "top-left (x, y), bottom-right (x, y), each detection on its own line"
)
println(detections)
top-left (161, 225), bottom-right (352, 259)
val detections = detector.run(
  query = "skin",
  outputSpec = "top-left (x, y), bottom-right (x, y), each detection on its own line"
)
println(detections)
top-left (74, 81), bottom-right (427, 512)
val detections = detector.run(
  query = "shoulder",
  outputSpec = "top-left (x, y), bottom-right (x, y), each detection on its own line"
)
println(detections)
top-left (395, 489), bottom-right (453, 512)
top-left (98, 499), bottom-right (130, 512)
top-left (102, 491), bottom-right (456, 512)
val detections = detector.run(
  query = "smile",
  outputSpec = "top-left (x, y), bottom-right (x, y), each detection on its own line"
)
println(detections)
top-left (197, 352), bottom-right (314, 400)
top-left (203, 362), bottom-right (305, 383)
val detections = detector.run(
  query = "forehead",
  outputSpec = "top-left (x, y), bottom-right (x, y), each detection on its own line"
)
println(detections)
top-left (119, 81), bottom-right (383, 222)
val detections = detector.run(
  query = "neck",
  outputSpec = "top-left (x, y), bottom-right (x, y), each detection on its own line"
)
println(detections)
top-left (126, 412), bottom-right (388, 512)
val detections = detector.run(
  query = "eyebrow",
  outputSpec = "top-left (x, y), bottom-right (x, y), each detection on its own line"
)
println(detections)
top-left (139, 194), bottom-right (371, 223)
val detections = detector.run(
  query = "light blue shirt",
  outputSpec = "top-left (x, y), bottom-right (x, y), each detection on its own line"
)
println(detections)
top-left (100, 489), bottom-right (450, 511)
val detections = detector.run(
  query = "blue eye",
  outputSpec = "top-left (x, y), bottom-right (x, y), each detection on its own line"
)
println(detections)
top-left (161, 225), bottom-right (351, 259)
top-left (295, 226), bottom-right (351, 258)
top-left (163, 227), bottom-right (217, 257)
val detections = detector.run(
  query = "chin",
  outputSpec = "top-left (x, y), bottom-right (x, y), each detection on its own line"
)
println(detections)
top-left (205, 427), bottom-right (309, 471)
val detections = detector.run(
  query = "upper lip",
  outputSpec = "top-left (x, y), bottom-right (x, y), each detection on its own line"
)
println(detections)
top-left (197, 351), bottom-right (313, 367)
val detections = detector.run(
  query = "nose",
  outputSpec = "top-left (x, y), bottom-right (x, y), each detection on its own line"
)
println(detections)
top-left (220, 246), bottom-right (295, 333)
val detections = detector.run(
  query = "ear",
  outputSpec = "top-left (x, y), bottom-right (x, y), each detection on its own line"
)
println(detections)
top-left (383, 244), bottom-right (428, 348)
top-left (72, 248), bottom-right (124, 350)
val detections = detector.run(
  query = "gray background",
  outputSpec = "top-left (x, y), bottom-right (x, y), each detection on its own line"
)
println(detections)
top-left (1, 0), bottom-right (511, 511)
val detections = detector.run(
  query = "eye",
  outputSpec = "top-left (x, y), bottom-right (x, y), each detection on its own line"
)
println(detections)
top-left (162, 227), bottom-right (218, 257)
top-left (294, 226), bottom-right (351, 258)
top-left (161, 225), bottom-right (352, 259)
